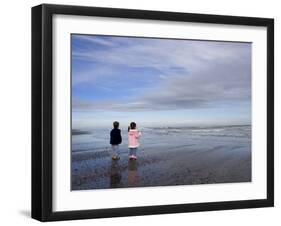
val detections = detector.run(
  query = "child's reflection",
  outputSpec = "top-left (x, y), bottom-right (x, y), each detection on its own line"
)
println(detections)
top-left (110, 159), bottom-right (122, 188)
top-left (128, 160), bottom-right (139, 187)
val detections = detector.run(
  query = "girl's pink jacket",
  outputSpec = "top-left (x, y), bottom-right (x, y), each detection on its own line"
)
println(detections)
top-left (128, 129), bottom-right (142, 148)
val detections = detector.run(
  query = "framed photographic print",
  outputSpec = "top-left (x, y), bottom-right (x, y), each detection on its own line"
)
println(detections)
top-left (31, 4), bottom-right (274, 221)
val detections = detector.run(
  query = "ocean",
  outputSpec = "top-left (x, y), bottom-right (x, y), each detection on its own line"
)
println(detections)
top-left (72, 125), bottom-right (251, 154)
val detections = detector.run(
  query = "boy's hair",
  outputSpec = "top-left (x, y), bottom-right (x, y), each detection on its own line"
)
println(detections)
top-left (128, 122), bottom-right (136, 131)
top-left (113, 121), bottom-right (119, 129)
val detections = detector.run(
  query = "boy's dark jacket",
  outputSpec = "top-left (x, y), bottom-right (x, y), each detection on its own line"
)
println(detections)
top-left (110, 128), bottom-right (122, 145)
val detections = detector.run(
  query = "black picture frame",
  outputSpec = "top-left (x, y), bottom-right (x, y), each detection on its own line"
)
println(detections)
top-left (32, 4), bottom-right (274, 222)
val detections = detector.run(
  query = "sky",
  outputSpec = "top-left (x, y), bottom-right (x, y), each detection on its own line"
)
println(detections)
top-left (72, 34), bottom-right (251, 129)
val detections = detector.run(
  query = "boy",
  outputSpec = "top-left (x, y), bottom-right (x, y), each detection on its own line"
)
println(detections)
top-left (110, 121), bottom-right (122, 160)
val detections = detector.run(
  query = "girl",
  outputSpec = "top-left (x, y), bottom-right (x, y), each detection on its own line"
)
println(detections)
top-left (128, 122), bottom-right (142, 160)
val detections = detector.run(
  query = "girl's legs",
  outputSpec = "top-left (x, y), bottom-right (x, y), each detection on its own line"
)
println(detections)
top-left (129, 148), bottom-right (137, 159)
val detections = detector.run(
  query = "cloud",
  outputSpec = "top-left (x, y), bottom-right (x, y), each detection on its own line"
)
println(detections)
top-left (73, 37), bottom-right (250, 74)
top-left (72, 35), bottom-right (251, 112)
top-left (72, 34), bottom-right (117, 47)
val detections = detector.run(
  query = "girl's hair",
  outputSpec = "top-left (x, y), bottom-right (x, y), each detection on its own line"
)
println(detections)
top-left (128, 122), bottom-right (136, 131)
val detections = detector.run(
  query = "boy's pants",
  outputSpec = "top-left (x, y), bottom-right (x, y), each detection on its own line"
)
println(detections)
top-left (111, 145), bottom-right (119, 156)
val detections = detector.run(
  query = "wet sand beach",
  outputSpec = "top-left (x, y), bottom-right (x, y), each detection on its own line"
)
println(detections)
top-left (71, 125), bottom-right (251, 190)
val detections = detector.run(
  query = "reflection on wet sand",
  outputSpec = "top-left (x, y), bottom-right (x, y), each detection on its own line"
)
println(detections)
top-left (110, 160), bottom-right (122, 188)
top-left (128, 160), bottom-right (139, 187)
top-left (110, 159), bottom-right (139, 188)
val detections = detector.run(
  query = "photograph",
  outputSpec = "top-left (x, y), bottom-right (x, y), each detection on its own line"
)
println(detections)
top-left (31, 3), bottom-right (274, 221)
top-left (71, 34), bottom-right (252, 190)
